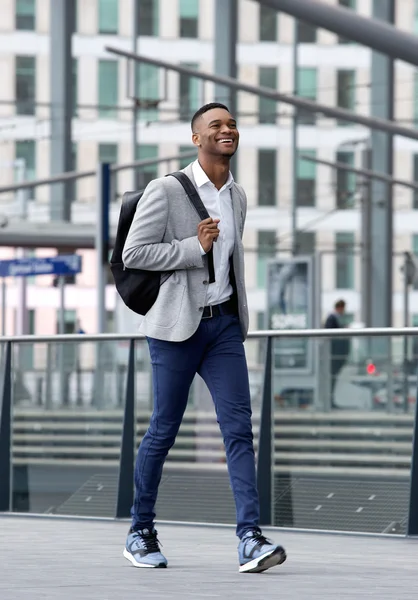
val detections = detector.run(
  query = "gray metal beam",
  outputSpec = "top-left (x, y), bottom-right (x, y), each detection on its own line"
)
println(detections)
top-left (50, 0), bottom-right (74, 221)
top-left (370, 0), bottom-right (394, 328)
top-left (299, 154), bottom-right (418, 192)
top-left (105, 47), bottom-right (418, 141)
top-left (255, 0), bottom-right (418, 66)
top-left (214, 0), bottom-right (237, 116)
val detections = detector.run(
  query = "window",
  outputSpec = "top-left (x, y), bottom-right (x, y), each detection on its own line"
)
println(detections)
top-left (296, 149), bottom-right (316, 207)
top-left (15, 140), bottom-right (36, 199)
top-left (414, 71), bottom-right (418, 128)
top-left (338, 0), bottom-right (355, 43)
top-left (413, 235), bottom-right (418, 290)
top-left (72, 58), bottom-right (78, 117)
top-left (136, 63), bottom-right (160, 121)
top-left (70, 0), bottom-right (78, 33)
top-left (336, 151), bottom-right (356, 208)
top-left (179, 145), bottom-right (196, 169)
top-left (336, 232), bottom-right (355, 289)
top-left (56, 309), bottom-right (77, 334)
top-left (259, 67), bottom-right (277, 124)
top-left (413, 155), bottom-right (418, 209)
top-left (99, 144), bottom-right (118, 171)
top-left (179, 63), bottom-right (200, 122)
top-left (138, 0), bottom-right (159, 36)
top-left (98, 60), bottom-right (118, 118)
top-left (337, 70), bottom-right (355, 124)
top-left (16, 56), bottom-right (36, 116)
top-left (259, 5), bottom-right (277, 41)
top-left (257, 231), bottom-right (276, 288)
top-left (297, 21), bottom-right (316, 43)
top-left (297, 68), bottom-right (317, 125)
top-left (98, 0), bottom-right (118, 34)
top-left (257, 149), bottom-right (277, 206)
top-left (179, 0), bottom-right (198, 38)
top-left (135, 144), bottom-right (158, 188)
top-left (295, 231), bottom-right (315, 256)
top-left (16, 0), bottom-right (36, 30)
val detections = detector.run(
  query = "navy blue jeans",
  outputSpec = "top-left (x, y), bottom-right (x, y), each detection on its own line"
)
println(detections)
top-left (131, 313), bottom-right (260, 539)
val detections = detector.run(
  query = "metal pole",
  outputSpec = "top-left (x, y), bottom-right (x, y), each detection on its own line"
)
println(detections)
top-left (360, 147), bottom-right (372, 328)
top-left (50, 0), bottom-right (73, 221)
top-left (214, 0), bottom-right (238, 175)
top-left (291, 20), bottom-right (298, 256)
top-left (132, 0), bottom-right (139, 189)
top-left (58, 276), bottom-right (66, 406)
top-left (403, 253), bottom-right (409, 413)
top-left (96, 163), bottom-right (110, 334)
top-left (257, 337), bottom-right (273, 525)
top-left (255, 0), bottom-right (418, 66)
top-left (1, 278), bottom-right (5, 336)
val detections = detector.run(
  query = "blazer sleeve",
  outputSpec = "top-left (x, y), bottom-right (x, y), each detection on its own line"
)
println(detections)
top-left (122, 178), bottom-right (204, 272)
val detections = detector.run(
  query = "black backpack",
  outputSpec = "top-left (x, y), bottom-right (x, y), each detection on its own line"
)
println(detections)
top-left (110, 172), bottom-right (215, 315)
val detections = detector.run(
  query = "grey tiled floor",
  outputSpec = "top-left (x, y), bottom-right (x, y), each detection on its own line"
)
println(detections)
top-left (1, 515), bottom-right (417, 600)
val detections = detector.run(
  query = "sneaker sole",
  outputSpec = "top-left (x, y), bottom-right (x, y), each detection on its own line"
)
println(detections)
top-left (239, 546), bottom-right (287, 574)
top-left (123, 548), bottom-right (167, 568)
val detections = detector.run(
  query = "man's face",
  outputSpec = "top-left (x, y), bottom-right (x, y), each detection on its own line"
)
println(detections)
top-left (336, 306), bottom-right (345, 315)
top-left (192, 108), bottom-right (239, 158)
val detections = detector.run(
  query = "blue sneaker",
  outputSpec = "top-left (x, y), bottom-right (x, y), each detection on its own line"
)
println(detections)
top-left (238, 529), bottom-right (286, 573)
top-left (123, 527), bottom-right (168, 568)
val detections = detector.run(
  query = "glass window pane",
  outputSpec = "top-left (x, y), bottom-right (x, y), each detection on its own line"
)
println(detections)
top-left (259, 5), bottom-right (277, 41)
top-left (297, 68), bottom-right (316, 125)
top-left (297, 149), bottom-right (316, 207)
top-left (15, 139), bottom-right (36, 200)
top-left (98, 60), bottom-right (118, 118)
top-left (258, 149), bottom-right (277, 206)
top-left (336, 151), bottom-right (356, 208)
top-left (257, 230), bottom-right (276, 288)
top-left (98, 0), bottom-right (118, 34)
top-left (135, 144), bottom-right (158, 187)
top-left (259, 67), bottom-right (277, 124)
top-left (179, 145), bottom-right (196, 169)
top-left (99, 143), bottom-right (118, 164)
top-left (16, 55), bottom-right (36, 116)
top-left (338, 0), bottom-right (356, 43)
top-left (295, 231), bottom-right (315, 256)
top-left (414, 155), bottom-right (418, 209)
top-left (179, 63), bottom-right (200, 122)
top-left (337, 70), bottom-right (355, 125)
top-left (16, 0), bottom-right (35, 30)
top-left (136, 63), bottom-right (160, 121)
top-left (336, 232), bottom-right (355, 289)
top-left (138, 0), bottom-right (159, 36)
top-left (297, 21), bottom-right (316, 43)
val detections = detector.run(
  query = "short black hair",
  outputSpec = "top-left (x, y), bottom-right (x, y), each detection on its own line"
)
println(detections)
top-left (191, 102), bottom-right (230, 131)
top-left (335, 299), bottom-right (346, 310)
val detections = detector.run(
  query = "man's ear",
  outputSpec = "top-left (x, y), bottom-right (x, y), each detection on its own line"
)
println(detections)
top-left (192, 133), bottom-right (200, 147)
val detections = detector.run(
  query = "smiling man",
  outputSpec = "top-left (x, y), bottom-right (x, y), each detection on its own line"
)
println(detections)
top-left (121, 103), bottom-right (287, 573)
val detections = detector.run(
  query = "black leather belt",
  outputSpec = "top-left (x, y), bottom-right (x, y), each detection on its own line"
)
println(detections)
top-left (201, 300), bottom-right (236, 319)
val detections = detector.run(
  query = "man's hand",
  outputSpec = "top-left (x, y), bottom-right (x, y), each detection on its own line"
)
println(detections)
top-left (198, 218), bottom-right (220, 253)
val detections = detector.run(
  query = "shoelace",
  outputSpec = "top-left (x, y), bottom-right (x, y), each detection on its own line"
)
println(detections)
top-left (135, 529), bottom-right (161, 554)
top-left (247, 530), bottom-right (272, 549)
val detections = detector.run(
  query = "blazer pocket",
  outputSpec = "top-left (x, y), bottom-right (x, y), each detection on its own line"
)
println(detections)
top-left (145, 281), bottom-right (186, 329)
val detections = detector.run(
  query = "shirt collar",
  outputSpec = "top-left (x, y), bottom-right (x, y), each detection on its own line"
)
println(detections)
top-left (192, 160), bottom-right (234, 190)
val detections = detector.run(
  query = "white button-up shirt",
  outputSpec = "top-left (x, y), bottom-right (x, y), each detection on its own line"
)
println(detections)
top-left (192, 160), bottom-right (235, 306)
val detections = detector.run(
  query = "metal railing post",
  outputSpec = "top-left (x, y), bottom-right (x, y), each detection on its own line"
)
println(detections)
top-left (0, 342), bottom-right (12, 511)
top-left (257, 336), bottom-right (273, 526)
top-left (407, 366), bottom-right (418, 536)
top-left (116, 339), bottom-right (136, 519)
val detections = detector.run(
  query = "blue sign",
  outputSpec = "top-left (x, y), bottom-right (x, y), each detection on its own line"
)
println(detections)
top-left (0, 254), bottom-right (82, 278)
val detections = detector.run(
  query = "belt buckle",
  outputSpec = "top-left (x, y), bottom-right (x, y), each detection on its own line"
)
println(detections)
top-left (202, 305), bottom-right (213, 319)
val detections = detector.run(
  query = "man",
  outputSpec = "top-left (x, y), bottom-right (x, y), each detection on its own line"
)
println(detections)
top-left (121, 103), bottom-right (286, 573)
top-left (325, 299), bottom-right (350, 409)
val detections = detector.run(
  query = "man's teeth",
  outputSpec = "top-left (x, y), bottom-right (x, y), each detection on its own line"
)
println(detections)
top-left (220, 139), bottom-right (233, 143)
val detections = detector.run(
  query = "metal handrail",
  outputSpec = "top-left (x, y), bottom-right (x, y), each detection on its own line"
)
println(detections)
top-left (2, 326), bottom-right (418, 344)
top-left (0, 151), bottom-right (197, 195)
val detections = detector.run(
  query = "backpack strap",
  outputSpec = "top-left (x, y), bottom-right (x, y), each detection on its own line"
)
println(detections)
top-left (168, 172), bottom-right (215, 284)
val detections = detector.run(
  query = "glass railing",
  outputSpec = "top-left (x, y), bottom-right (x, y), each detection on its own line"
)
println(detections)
top-left (1, 329), bottom-right (417, 536)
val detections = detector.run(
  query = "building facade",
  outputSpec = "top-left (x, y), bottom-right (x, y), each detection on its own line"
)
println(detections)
top-left (1, 0), bottom-right (418, 337)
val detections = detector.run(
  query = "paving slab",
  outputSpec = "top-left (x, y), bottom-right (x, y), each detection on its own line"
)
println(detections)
top-left (0, 515), bottom-right (417, 600)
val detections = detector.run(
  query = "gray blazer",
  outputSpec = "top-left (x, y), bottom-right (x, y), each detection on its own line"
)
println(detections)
top-left (122, 162), bottom-right (249, 342)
